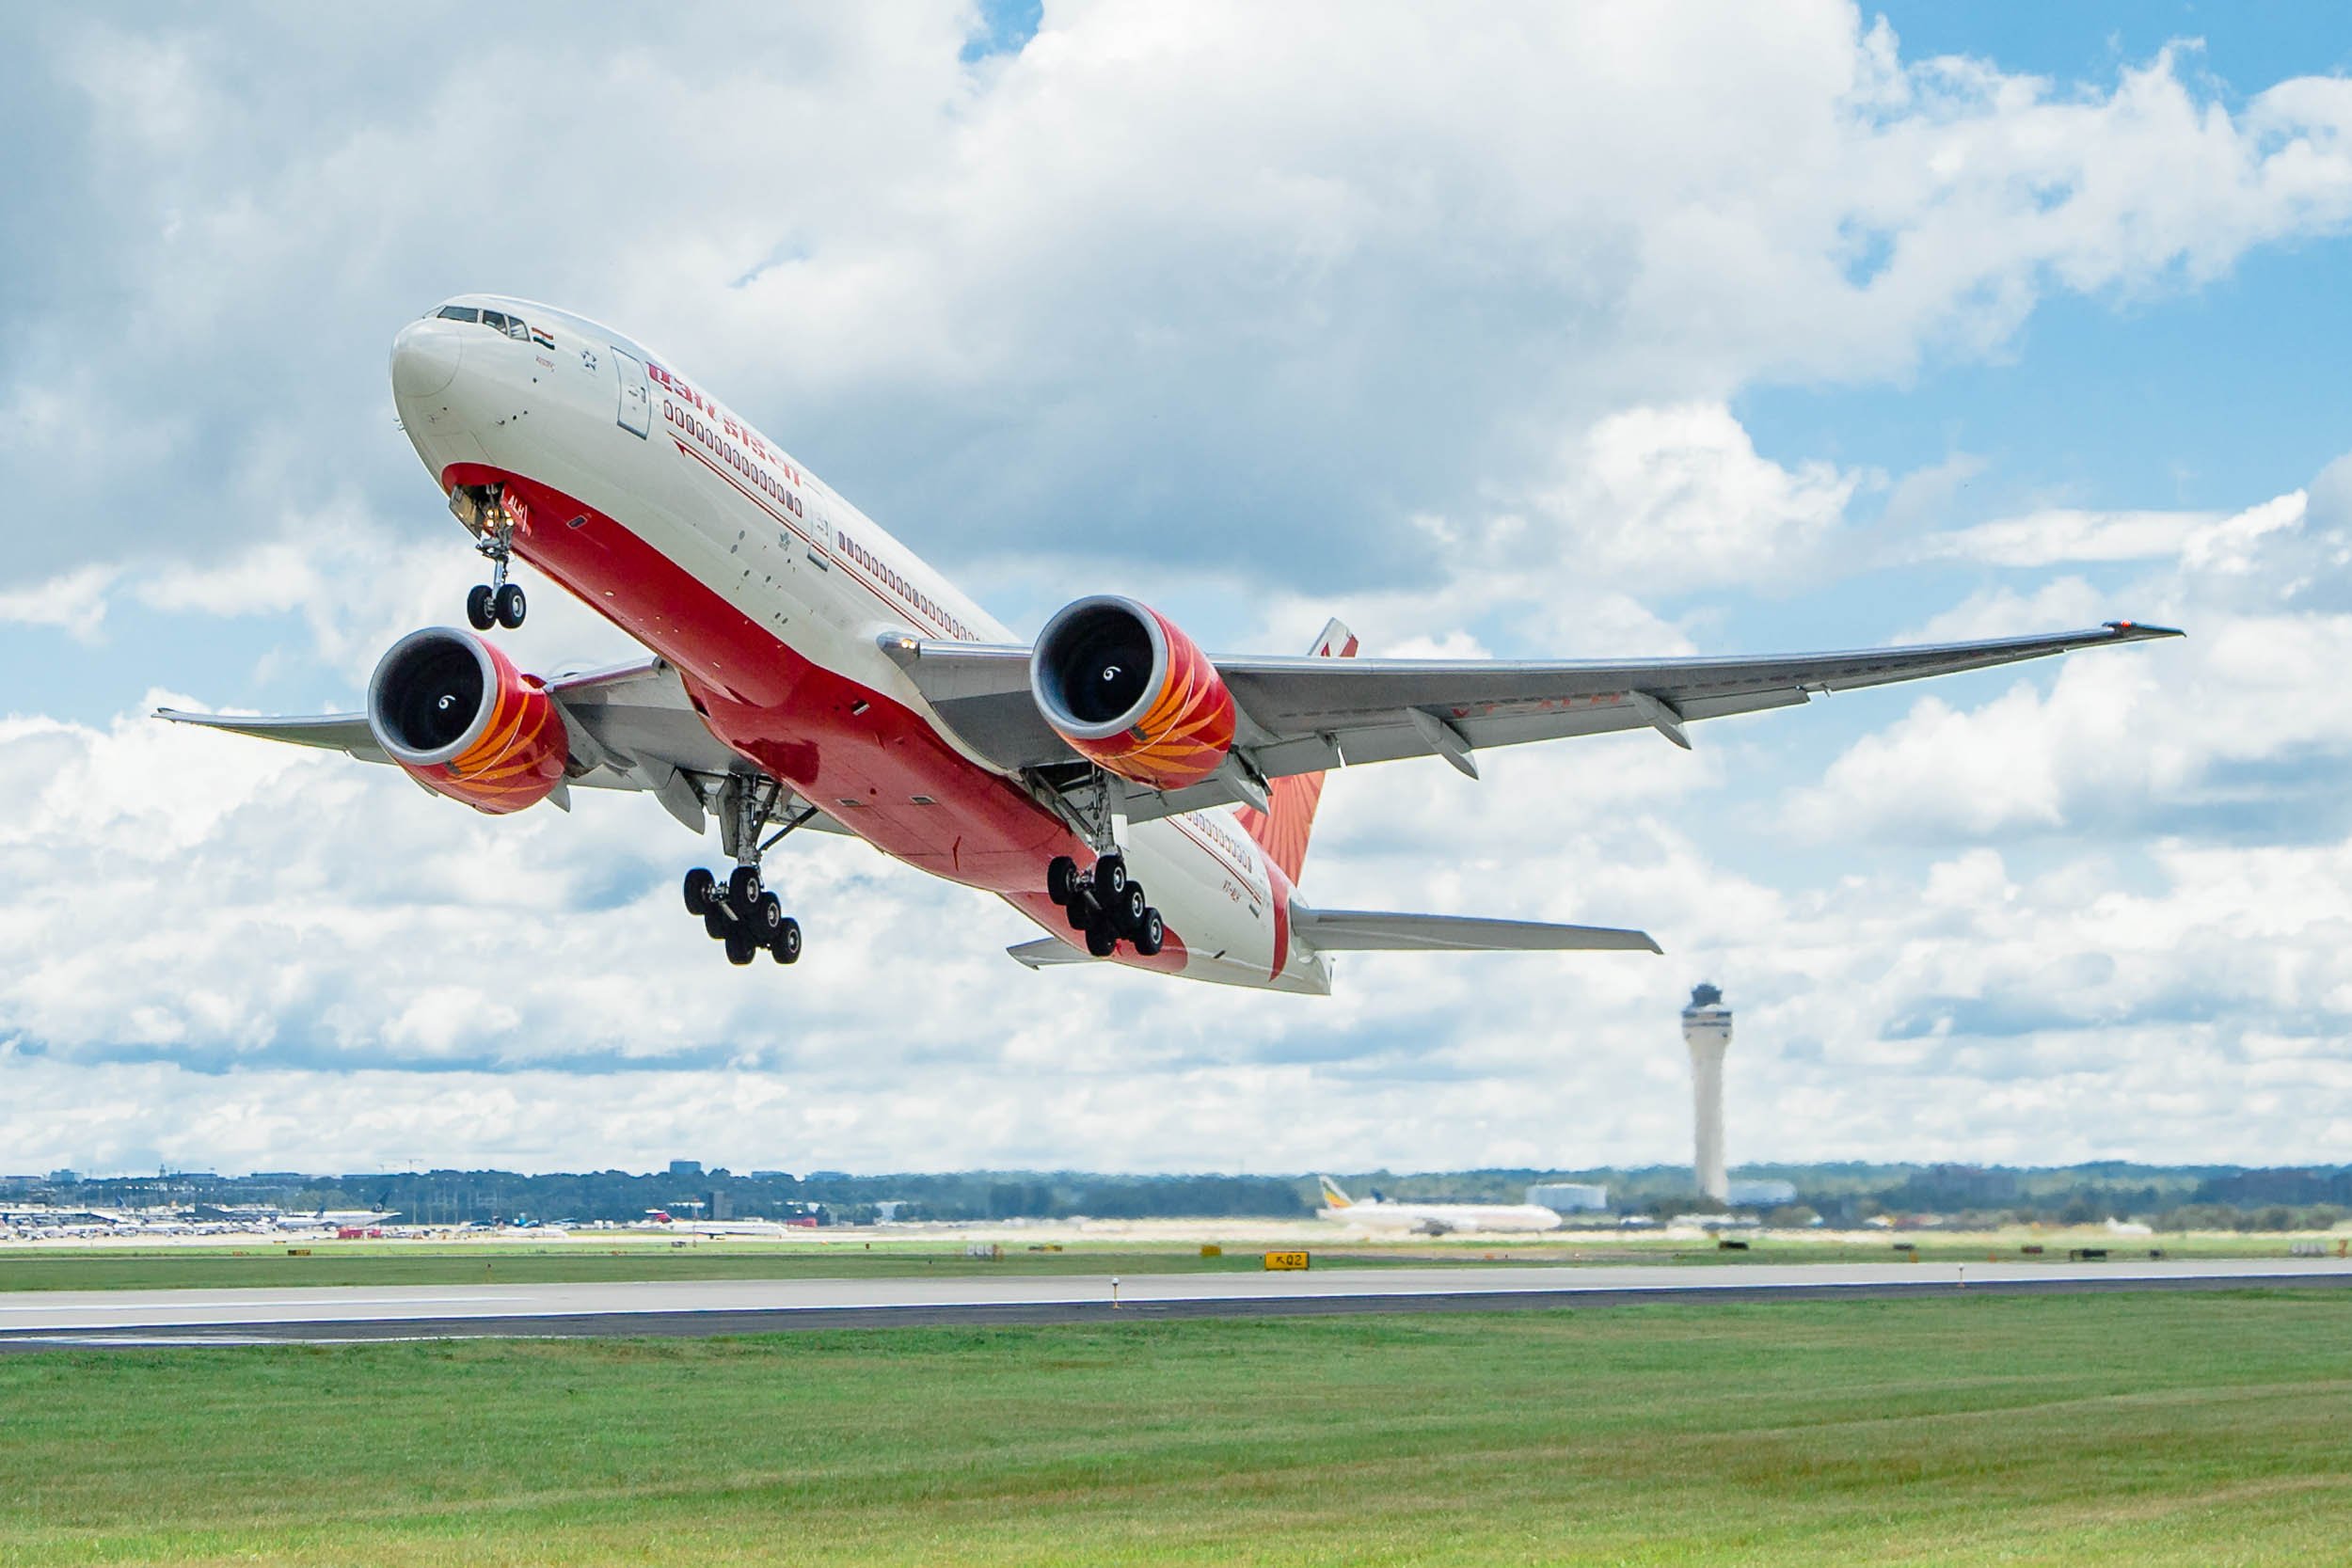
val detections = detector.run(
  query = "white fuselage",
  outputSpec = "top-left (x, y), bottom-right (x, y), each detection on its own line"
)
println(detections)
top-left (389, 295), bottom-right (1330, 993)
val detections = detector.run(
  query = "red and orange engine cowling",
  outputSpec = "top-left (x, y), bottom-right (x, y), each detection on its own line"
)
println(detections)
top-left (1030, 596), bottom-right (1235, 791)
top-left (366, 627), bottom-right (570, 814)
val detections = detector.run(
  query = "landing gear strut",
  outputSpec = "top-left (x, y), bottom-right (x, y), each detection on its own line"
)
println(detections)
top-left (681, 777), bottom-right (813, 967)
top-left (1047, 851), bottom-right (1164, 958)
top-left (461, 487), bottom-right (527, 630)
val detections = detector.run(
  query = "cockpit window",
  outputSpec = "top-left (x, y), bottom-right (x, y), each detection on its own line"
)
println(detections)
top-left (432, 303), bottom-right (531, 340)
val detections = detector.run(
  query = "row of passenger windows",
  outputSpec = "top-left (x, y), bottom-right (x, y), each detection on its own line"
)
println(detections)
top-left (434, 304), bottom-right (532, 341)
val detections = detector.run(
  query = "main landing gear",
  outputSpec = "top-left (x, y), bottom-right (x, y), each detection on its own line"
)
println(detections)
top-left (684, 864), bottom-right (802, 966)
top-left (683, 775), bottom-right (812, 967)
top-left (462, 489), bottom-right (527, 630)
top-left (1047, 851), bottom-right (1164, 958)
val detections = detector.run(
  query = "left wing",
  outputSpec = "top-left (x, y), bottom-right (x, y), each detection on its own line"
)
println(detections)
top-left (159, 657), bottom-right (850, 835)
top-left (884, 620), bottom-right (2183, 814)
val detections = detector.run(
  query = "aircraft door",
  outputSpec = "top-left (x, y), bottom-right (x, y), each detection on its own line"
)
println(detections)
top-left (612, 349), bottom-right (651, 437)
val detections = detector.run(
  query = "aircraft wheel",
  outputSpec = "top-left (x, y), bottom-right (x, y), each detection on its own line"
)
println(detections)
top-left (1065, 893), bottom-right (1092, 932)
top-left (724, 930), bottom-right (757, 966)
top-left (728, 864), bottom-right (762, 914)
top-left (1133, 907), bottom-right (1165, 958)
top-left (754, 892), bottom-right (785, 941)
top-left (1095, 853), bottom-right (1127, 900)
top-left (466, 584), bottom-right (496, 630)
top-left (682, 867), bottom-right (716, 915)
top-left (703, 909), bottom-right (731, 941)
top-left (1084, 919), bottom-right (1119, 958)
top-left (1045, 855), bottom-right (1077, 906)
top-left (494, 582), bottom-right (527, 628)
top-left (772, 918), bottom-right (802, 964)
top-left (1115, 880), bottom-right (1149, 934)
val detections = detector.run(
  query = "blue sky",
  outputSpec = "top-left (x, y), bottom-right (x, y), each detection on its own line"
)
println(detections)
top-left (1, 3), bottom-right (2348, 1176)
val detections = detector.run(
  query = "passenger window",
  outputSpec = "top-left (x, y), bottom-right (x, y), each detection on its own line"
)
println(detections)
top-left (436, 305), bottom-right (480, 323)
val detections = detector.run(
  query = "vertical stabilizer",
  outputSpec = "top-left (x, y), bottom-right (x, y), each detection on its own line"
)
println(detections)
top-left (1316, 1175), bottom-right (1354, 1208)
top-left (1237, 618), bottom-right (1357, 882)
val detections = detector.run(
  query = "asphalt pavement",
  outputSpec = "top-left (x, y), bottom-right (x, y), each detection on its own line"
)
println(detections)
top-left (3, 1255), bottom-right (2347, 1349)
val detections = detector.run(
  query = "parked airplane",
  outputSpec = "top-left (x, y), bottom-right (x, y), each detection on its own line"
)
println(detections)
top-left (1316, 1176), bottom-right (1565, 1234)
top-left (162, 295), bottom-right (2178, 993)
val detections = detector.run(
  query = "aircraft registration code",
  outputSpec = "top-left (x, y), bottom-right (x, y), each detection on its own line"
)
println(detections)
top-left (1263, 1250), bottom-right (1311, 1272)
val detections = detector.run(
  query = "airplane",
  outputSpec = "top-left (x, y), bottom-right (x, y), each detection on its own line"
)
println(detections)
top-left (160, 294), bottom-right (2180, 994)
top-left (1315, 1175), bottom-right (1565, 1235)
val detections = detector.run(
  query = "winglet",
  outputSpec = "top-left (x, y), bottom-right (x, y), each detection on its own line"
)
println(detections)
top-left (2102, 620), bottom-right (2185, 640)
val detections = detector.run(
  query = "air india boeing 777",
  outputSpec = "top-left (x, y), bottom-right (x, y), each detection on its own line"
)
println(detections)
top-left (162, 297), bottom-right (2179, 994)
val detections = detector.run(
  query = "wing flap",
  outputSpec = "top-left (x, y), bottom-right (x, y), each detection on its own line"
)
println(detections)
top-left (1293, 906), bottom-right (1661, 954)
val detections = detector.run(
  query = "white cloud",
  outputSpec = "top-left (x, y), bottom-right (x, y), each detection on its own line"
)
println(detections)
top-left (1919, 507), bottom-right (2221, 567)
top-left (1796, 457), bottom-right (2352, 844)
top-left (0, 565), bottom-right (119, 643)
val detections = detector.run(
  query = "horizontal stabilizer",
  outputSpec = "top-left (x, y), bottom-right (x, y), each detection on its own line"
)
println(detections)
top-left (1292, 906), bottom-right (1661, 955)
top-left (1007, 938), bottom-right (1092, 969)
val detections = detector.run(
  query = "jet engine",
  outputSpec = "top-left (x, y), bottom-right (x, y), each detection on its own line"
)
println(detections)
top-left (366, 627), bottom-right (570, 814)
top-left (1031, 595), bottom-right (1235, 790)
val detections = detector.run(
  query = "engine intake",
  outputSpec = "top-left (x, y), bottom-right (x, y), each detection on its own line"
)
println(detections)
top-left (1031, 596), bottom-right (1235, 791)
top-left (367, 627), bottom-right (569, 814)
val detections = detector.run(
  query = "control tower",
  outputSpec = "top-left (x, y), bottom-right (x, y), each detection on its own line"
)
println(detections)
top-left (1680, 983), bottom-right (1732, 1204)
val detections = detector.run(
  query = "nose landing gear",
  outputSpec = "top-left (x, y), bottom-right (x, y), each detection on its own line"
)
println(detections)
top-left (456, 485), bottom-right (527, 629)
top-left (1047, 852), bottom-right (1164, 958)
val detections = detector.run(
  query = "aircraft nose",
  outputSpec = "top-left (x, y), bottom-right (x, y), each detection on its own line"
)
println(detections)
top-left (390, 319), bottom-right (463, 398)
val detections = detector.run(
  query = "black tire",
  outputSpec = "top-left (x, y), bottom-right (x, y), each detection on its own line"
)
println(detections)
top-left (1095, 853), bottom-right (1127, 900)
top-left (1134, 907), bottom-right (1165, 958)
top-left (1084, 920), bottom-right (1118, 958)
top-left (682, 867), bottom-right (716, 915)
top-left (466, 584), bottom-right (496, 630)
top-left (728, 864), bottom-right (762, 914)
top-left (755, 892), bottom-right (785, 938)
top-left (773, 918), bottom-right (803, 964)
top-left (1045, 855), bottom-right (1077, 907)
top-left (1065, 893), bottom-right (1092, 931)
top-left (724, 930), bottom-right (757, 966)
top-left (1116, 880), bottom-right (1149, 934)
top-left (494, 581), bottom-right (527, 628)
top-left (703, 909), bottom-right (731, 941)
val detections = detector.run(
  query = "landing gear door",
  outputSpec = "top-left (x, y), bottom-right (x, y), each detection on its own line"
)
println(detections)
top-left (612, 349), bottom-right (651, 437)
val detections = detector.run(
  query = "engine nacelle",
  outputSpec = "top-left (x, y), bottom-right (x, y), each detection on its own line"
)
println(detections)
top-left (366, 627), bottom-right (569, 815)
top-left (1031, 595), bottom-right (1235, 790)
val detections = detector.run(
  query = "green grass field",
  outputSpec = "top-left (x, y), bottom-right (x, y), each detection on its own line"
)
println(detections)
top-left (2, 1291), bottom-right (2346, 1565)
top-left (0, 1228), bottom-right (2327, 1292)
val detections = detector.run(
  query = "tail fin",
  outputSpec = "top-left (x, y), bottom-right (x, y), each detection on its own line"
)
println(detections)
top-left (1316, 1175), bottom-right (1354, 1209)
top-left (1237, 618), bottom-right (1357, 882)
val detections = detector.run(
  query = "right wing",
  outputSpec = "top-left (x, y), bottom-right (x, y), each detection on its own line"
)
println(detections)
top-left (883, 620), bottom-right (2183, 813)
top-left (1291, 906), bottom-right (1661, 955)
top-left (158, 657), bottom-right (849, 836)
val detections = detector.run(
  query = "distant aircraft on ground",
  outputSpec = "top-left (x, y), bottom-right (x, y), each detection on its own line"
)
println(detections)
top-left (1315, 1176), bottom-right (1565, 1235)
top-left (163, 295), bottom-right (2179, 992)
top-left (274, 1209), bottom-right (403, 1231)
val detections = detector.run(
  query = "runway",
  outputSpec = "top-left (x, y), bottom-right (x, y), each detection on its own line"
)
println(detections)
top-left (4, 1256), bottom-right (2349, 1348)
